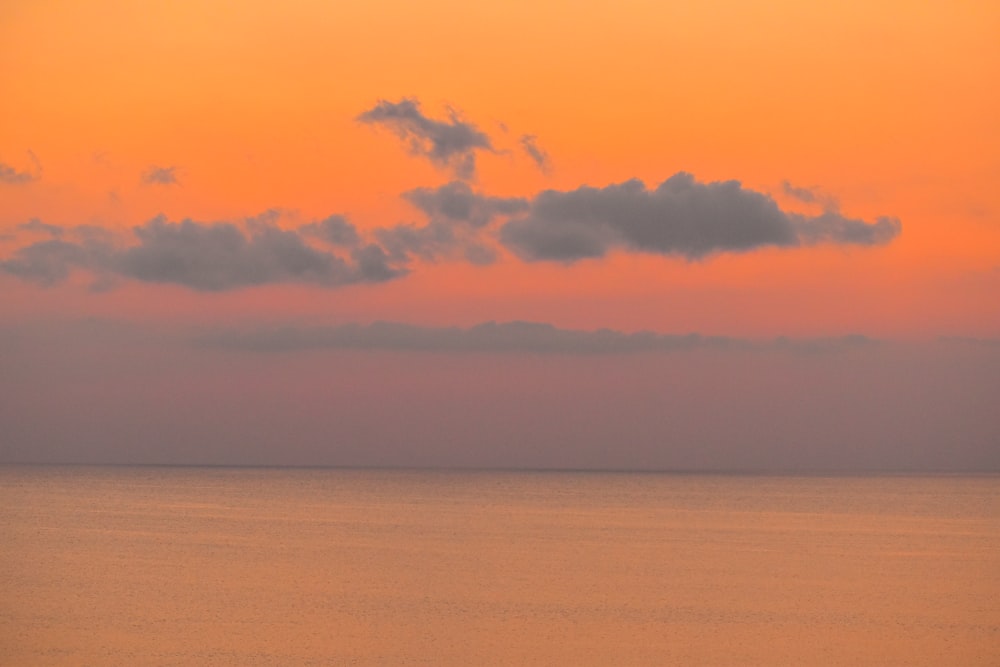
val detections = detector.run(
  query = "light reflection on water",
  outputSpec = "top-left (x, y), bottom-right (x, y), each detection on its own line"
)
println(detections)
top-left (2, 466), bottom-right (998, 665)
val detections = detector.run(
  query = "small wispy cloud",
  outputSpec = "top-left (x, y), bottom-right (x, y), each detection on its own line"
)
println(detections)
top-left (357, 98), bottom-right (495, 180)
top-left (781, 180), bottom-right (839, 211)
top-left (0, 151), bottom-right (41, 185)
top-left (520, 134), bottom-right (552, 174)
top-left (142, 165), bottom-right (179, 185)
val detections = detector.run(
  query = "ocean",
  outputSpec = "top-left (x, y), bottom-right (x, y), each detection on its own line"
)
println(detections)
top-left (1, 466), bottom-right (997, 665)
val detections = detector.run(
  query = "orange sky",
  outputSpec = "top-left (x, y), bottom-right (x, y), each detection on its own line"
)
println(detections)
top-left (1, 0), bottom-right (998, 338)
top-left (2, 1), bottom-right (1000, 470)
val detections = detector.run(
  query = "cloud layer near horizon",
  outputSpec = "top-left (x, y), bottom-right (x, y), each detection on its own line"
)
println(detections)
top-left (197, 320), bottom-right (878, 355)
top-left (4, 317), bottom-right (996, 471)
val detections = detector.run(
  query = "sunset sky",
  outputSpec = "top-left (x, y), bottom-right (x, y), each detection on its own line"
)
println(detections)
top-left (1, 0), bottom-right (997, 469)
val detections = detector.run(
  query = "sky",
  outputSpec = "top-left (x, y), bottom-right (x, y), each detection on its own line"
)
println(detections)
top-left (1, 0), bottom-right (998, 470)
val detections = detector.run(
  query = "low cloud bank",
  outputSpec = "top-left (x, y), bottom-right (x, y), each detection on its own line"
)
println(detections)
top-left (197, 320), bottom-right (878, 355)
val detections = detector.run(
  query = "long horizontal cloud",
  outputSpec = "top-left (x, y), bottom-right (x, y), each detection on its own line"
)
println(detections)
top-left (2, 172), bottom-right (902, 290)
top-left (500, 173), bottom-right (901, 261)
top-left (197, 320), bottom-right (878, 355)
top-left (1, 215), bottom-right (405, 290)
top-left (357, 98), bottom-right (494, 179)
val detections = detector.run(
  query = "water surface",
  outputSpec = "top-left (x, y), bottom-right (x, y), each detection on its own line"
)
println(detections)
top-left (2, 466), bottom-right (998, 665)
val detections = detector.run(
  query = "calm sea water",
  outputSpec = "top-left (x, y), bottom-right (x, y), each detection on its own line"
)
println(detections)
top-left (1, 466), bottom-right (997, 665)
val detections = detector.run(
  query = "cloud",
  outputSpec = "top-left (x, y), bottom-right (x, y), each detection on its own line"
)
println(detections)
top-left (300, 214), bottom-right (361, 247)
top-left (500, 173), bottom-right (901, 262)
top-left (374, 220), bottom-right (462, 264)
top-left (0, 151), bottom-right (41, 184)
top-left (2, 171), bottom-right (903, 287)
top-left (781, 180), bottom-right (820, 204)
top-left (794, 211), bottom-right (901, 246)
top-left (771, 333), bottom-right (881, 354)
top-left (520, 134), bottom-right (552, 174)
top-left (0, 214), bottom-right (407, 291)
top-left (373, 219), bottom-right (498, 266)
top-left (0, 163), bottom-right (36, 185)
top-left (357, 98), bottom-right (494, 179)
top-left (116, 217), bottom-right (346, 289)
top-left (18, 219), bottom-right (65, 238)
top-left (349, 243), bottom-right (402, 282)
top-left (0, 239), bottom-right (95, 286)
top-left (142, 166), bottom-right (178, 185)
top-left (373, 181), bottom-right (526, 265)
top-left (938, 336), bottom-right (1000, 348)
top-left (197, 319), bottom-right (878, 355)
top-left (1, 223), bottom-right (118, 286)
top-left (403, 181), bottom-right (528, 228)
top-left (781, 180), bottom-right (840, 211)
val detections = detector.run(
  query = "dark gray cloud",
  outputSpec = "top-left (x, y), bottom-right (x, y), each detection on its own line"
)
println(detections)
top-left (357, 98), bottom-right (494, 179)
top-left (300, 214), bottom-right (362, 247)
top-left (2, 171), bottom-right (903, 287)
top-left (349, 243), bottom-right (403, 282)
top-left (375, 220), bottom-right (460, 264)
top-left (374, 220), bottom-right (499, 266)
top-left (116, 217), bottom-right (348, 289)
top-left (0, 151), bottom-right (41, 184)
top-left (520, 134), bottom-right (552, 174)
top-left (0, 215), bottom-right (407, 291)
top-left (403, 181), bottom-right (528, 228)
top-left (1, 223), bottom-right (117, 286)
top-left (500, 173), bottom-right (901, 262)
top-left (0, 239), bottom-right (95, 286)
top-left (373, 181), bottom-right (526, 265)
top-left (142, 166), bottom-right (178, 185)
top-left (793, 211), bottom-right (901, 246)
top-left (197, 319), bottom-right (878, 355)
